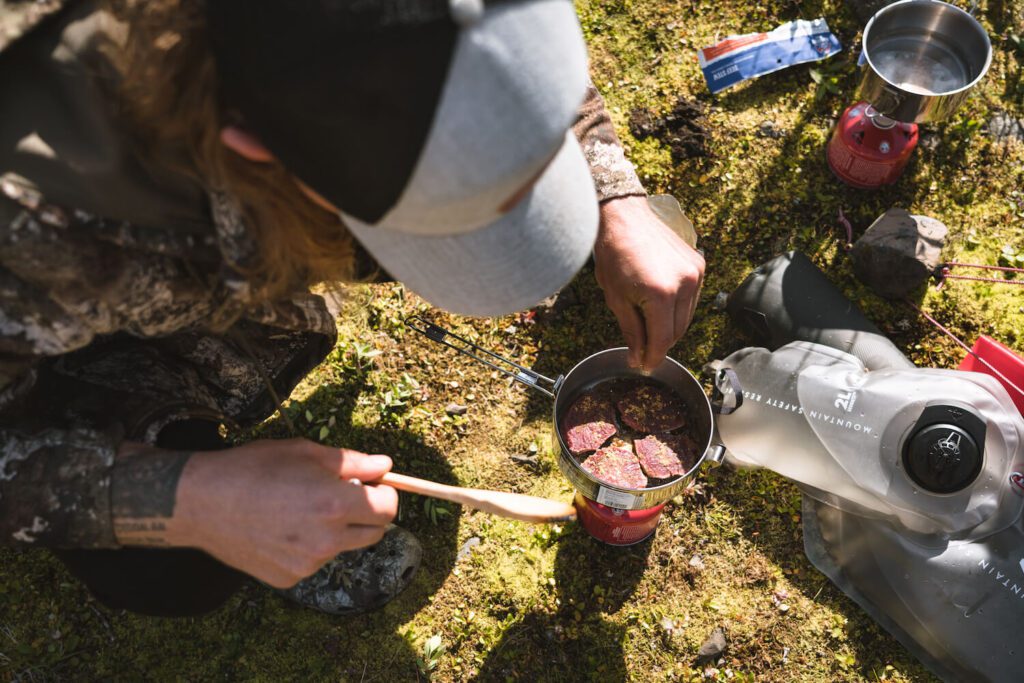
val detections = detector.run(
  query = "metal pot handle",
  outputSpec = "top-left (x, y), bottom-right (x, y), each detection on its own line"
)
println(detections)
top-left (711, 367), bottom-right (743, 415)
top-left (868, 87), bottom-right (902, 119)
top-left (405, 315), bottom-right (560, 398)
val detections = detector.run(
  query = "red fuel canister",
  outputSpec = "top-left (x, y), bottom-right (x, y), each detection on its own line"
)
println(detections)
top-left (827, 102), bottom-right (919, 189)
top-left (574, 492), bottom-right (665, 546)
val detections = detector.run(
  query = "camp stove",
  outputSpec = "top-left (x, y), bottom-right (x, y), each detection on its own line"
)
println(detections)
top-left (827, 0), bottom-right (991, 189)
top-left (827, 103), bottom-right (919, 188)
top-left (573, 494), bottom-right (667, 546)
top-left (405, 316), bottom-right (737, 547)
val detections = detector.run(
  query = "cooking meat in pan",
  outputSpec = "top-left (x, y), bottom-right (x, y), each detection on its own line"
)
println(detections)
top-left (634, 433), bottom-right (698, 479)
top-left (616, 384), bottom-right (687, 433)
top-left (561, 391), bottom-right (618, 455)
top-left (581, 439), bottom-right (648, 489)
top-left (562, 377), bottom-right (699, 489)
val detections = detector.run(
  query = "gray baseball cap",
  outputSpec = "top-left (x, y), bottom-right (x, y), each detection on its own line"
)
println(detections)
top-left (209, 0), bottom-right (598, 316)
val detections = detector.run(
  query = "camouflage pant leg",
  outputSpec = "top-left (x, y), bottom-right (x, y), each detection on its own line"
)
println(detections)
top-left (27, 318), bottom-right (335, 442)
top-left (1, 318), bottom-right (334, 612)
top-left (52, 418), bottom-right (249, 617)
top-left (0, 314), bottom-right (335, 549)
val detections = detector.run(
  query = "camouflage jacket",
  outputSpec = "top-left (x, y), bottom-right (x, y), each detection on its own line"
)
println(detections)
top-left (0, 0), bottom-right (645, 549)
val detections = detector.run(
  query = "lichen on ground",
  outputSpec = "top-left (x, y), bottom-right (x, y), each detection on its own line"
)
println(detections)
top-left (1, 0), bottom-right (1022, 681)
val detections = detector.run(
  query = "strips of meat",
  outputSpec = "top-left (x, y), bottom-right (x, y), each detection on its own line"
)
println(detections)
top-left (635, 433), bottom-right (698, 479)
top-left (616, 384), bottom-right (686, 433)
top-left (561, 391), bottom-right (617, 455)
top-left (581, 440), bottom-right (647, 489)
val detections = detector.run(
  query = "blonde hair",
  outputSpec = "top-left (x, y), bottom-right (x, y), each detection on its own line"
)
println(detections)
top-left (104, 0), bottom-right (355, 305)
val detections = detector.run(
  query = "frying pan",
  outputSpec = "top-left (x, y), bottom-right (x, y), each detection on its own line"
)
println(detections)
top-left (406, 316), bottom-right (740, 510)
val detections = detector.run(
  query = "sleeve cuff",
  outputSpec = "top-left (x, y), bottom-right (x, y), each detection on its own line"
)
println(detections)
top-left (581, 139), bottom-right (647, 203)
top-left (573, 83), bottom-right (647, 203)
top-left (0, 427), bottom-right (120, 548)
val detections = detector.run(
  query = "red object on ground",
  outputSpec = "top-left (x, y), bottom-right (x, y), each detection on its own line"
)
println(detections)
top-left (827, 101), bottom-right (919, 189)
top-left (957, 335), bottom-right (1024, 417)
top-left (574, 492), bottom-right (665, 546)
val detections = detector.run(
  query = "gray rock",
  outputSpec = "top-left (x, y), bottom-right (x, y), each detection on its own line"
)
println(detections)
top-left (988, 111), bottom-right (1024, 144)
top-left (445, 403), bottom-right (468, 416)
top-left (697, 627), bottom-right (727, 662)
top-left (535, 286), bottom-right (580, 322)
top-left (918, 132), bottom-right (941, 152)
top-left (757, 120), bottom-right (784, 139)
top-left (851, 208), bottom-right (947, 298)
top-left (660, 616), bottom-right (681, 638)
top-left (456, 536), bottom-right (481, 561)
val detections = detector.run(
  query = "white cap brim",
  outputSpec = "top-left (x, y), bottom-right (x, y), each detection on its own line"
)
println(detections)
top-left (344, 131), bottom-right (598, 317)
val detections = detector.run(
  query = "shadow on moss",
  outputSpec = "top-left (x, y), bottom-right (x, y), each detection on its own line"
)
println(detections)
top-left (476, 529), bottom-right (653, 682)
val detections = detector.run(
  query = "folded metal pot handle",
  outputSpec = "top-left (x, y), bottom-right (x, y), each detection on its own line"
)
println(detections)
top-left (700, 363), bottom-right (735, 469)
top-left (405, 315), bottom-right (560, 398)
top-left (710, 367), bottom-right (743, 416)
top-left (868, 88), bottom-right (902, 121)
top-left (704, 443), bottom-right (728, 467)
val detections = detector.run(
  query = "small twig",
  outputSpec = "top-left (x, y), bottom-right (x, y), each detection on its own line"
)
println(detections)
top-left (837, 208), bottom-right (854, 251)
top-left (229, 330), bottom-right (297, 436)
top-left (88, 604), bottom-right (115, 644)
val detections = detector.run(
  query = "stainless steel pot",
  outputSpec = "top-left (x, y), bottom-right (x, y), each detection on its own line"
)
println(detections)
top-left (406, 316), bottom-right (740, 511)
top-left (857, 0), bottom-right (991, 123)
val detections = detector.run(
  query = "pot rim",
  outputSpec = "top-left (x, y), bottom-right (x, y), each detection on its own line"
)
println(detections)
top-left (862, 0), bottom-right (992, 97)
top-left (552, 347), bottom-right (715, 497)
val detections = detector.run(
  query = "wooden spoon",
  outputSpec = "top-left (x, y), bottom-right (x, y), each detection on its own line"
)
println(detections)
top-left (377, 472), bottom-right (576, 524)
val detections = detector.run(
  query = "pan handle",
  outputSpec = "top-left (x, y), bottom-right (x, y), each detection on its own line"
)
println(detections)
top-left (866, 92), bottom-right (901, 124)
top-left (710, 367), bottom-right (743, 416)
top-left (405, 315), bottom-right (560, 398)
top-left (704, 443), bottom-right (727, 467)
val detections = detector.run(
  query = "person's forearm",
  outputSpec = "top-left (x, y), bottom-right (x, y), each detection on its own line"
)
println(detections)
top-left (111, 443), bottom-right (193, 546)
top-left (573, 83), bottom-right (647, 202)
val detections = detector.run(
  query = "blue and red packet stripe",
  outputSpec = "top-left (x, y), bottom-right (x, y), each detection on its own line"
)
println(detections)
top-left (698, 19), bottom-right (842, 94)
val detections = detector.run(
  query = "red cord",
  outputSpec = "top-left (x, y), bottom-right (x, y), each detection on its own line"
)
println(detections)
top-left (945, 261), bottom-right (1024, 274)
top-left (937, 261), bottom-right (1024, 288)
top-left (942, 273), bottom-right (1024, 286)
top-left (905, 300), bottom-right (1024, 400)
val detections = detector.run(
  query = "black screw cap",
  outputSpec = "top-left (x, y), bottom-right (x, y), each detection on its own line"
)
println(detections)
top-left (903, 423), bottom-right (982, 493)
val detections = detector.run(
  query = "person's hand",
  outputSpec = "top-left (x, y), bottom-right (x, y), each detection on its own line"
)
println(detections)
top-left (593, 195), bottom-right (706, 370)
top-left (114, 439), bottom-right (398, 588)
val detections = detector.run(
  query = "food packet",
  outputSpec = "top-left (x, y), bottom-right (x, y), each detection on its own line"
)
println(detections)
top-left (698, 18), bottom-right (841, 94)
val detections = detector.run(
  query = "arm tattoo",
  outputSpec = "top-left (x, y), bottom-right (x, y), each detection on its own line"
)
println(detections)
top-left (111, 450), bottom-right (192, 546)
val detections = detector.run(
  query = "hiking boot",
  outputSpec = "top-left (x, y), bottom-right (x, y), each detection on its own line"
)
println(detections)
top-left (279, 525), bottom-right (422, 615)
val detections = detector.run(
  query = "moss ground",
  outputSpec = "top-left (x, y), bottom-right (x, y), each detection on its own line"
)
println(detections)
top-left (2, 0), bottom-right (1023, 680)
